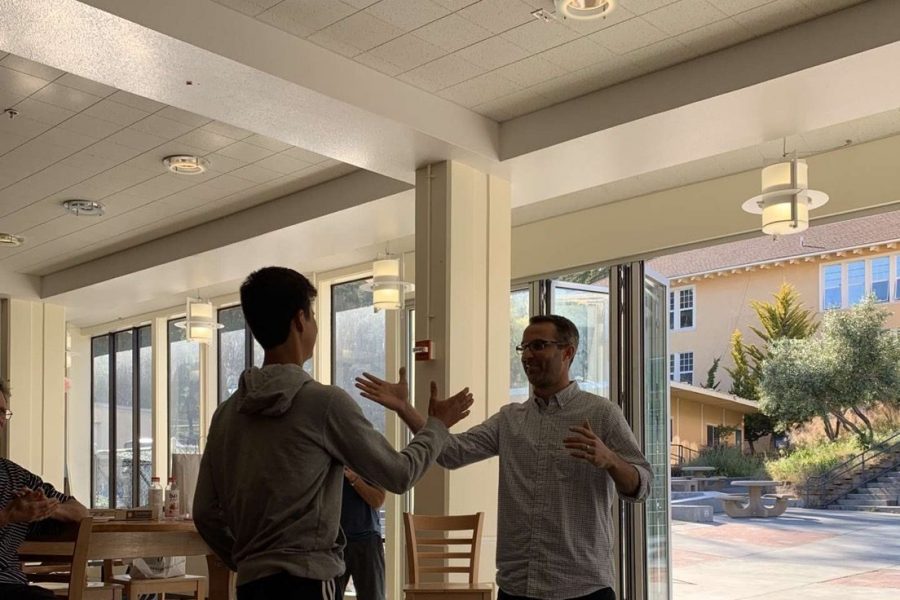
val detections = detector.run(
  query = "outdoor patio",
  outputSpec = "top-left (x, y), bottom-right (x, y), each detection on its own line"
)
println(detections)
top-left (673, 508), bottom-right (900, 599)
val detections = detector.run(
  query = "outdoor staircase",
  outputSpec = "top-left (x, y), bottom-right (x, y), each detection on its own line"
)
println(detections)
top-left (828, 468), bottom-right (900, 512)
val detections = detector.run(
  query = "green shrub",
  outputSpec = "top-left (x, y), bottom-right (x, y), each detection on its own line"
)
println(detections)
top-left (765, 436), bottom-right (862, 486)
top-left (682, 446), bottom-right (766, 478)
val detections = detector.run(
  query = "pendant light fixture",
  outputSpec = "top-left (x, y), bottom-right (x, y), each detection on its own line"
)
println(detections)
top-left (554, 0), bottom-right (616, 20)
top-left (174, 297), bottom-right (224, 344)
top-left (741, 158), bottom-right (829, 236)
top-left (362, 255), bottom-right (414, 312)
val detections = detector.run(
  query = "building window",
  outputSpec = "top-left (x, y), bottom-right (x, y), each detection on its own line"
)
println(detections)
top-left (331, 278), bottom-right (386, 435)
top-left (822, 264), bottom-right (842, 309)
top-left (895, 257), bottom-right (900, 301)
top-left (91, 326), bottom-right (152, 509)
top-left (706, 424), bottom-right (718, 447)
top-left (668, 287), bottom-right (694, 330)
top-left (217, 306), bottom-right (264, 404)
top-left (848, 260), bottom-right (866, 305)
top-left (168, 319), bottom-right (201, 458)
top-left (734, 428), bottom-right (743, 448)
top-left (871, 257), bottom-right (890, 303)
top-left (669, 352), bottom-right (693, 385)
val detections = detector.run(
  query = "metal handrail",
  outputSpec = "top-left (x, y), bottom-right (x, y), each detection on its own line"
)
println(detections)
top-left (670, 444), bottom-right (700, 465)
top-left (803, 430), bottom-right (900, 508)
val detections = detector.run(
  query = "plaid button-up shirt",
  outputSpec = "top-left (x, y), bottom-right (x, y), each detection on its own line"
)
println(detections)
top-left (437, 382), bottom-right (652, 599)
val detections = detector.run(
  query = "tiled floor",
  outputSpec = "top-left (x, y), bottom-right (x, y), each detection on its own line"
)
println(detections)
top-left (672, 508), bottom-right (900, 599)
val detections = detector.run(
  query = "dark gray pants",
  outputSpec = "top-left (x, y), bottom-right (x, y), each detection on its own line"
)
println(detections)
top-left (338, 535), bottom-right (385, 600)
top-left (0, 584), bottom-right (56, 599)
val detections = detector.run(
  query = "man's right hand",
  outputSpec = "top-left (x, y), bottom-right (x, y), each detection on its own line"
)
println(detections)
top-left (1, 488), bottom-right (59, 525)
top-left (428, 381), bottom-right (474, 428)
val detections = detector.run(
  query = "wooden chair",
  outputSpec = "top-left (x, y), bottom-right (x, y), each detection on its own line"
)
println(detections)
top-left (107, 572), bottom-right (205, 600)
top-left (403, 512), bottom-right (493, 600)
top-left (19, 518), bottom-right (122, 600)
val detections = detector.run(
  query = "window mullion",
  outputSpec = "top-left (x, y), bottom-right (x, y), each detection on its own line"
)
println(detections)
top-left (107, 333), bottom-right (116, 509)
top-left (132, 327), bottom-right (141, 507)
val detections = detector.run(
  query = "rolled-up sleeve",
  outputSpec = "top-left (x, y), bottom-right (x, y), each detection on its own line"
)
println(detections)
top-left (606, 408), bottom-right (653, 502)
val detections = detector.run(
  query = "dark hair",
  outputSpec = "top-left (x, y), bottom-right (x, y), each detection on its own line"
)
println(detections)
top-left (529, 315), bottom-right (579, 351)
top-left (240, 267), bottom-right (317, 350)
top-left (0, 379), bottom-right (9, 400)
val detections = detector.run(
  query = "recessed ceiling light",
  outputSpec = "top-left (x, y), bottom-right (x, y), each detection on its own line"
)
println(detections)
top-left (554, 0), bottom-right (615, 20)
top-left (163, 155), bottom-right (208, 175)
top-left (63, 199), bottom-right (105, 217)
top-left (0, 233), bottom-right (24, 247)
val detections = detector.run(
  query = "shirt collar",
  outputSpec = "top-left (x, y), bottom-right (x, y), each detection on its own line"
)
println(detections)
top-left (531, 381), bottom-right (580, 409)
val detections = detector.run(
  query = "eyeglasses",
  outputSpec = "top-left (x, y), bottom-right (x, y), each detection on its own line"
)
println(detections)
top-left (515, 339), bottom-right (568, 355)
top-left (1, 410), bottom-right (12, 421)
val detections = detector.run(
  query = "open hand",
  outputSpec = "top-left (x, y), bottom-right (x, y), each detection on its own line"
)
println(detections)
top-left (428, 381), bottom-right (474, 428)
top-left (4, 488), bottom-right (59, 523)
top-left (563, 421), bottom-right (615, 469)
top-left (355, 367), bottom-right (409, 412)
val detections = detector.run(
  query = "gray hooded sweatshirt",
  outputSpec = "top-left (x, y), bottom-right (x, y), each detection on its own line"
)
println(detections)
top-left (193, 364), bottom-right (449, 586)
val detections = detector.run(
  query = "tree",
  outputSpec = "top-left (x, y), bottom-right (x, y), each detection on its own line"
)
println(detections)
top-left (760, 298), bottom-right (900, 446)
top-left (702, 358), bottom-right (721, 391)
top-left (726, 331), bottom-right (777, 453)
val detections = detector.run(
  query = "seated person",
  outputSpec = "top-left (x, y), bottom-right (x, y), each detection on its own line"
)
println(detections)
top-left (0, 379), bottom-right (89, 600)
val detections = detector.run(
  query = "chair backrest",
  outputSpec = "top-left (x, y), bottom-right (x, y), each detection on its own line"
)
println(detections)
top-left (403, 512), bottom-right (484, 585)
top-left (19, 518), bottom-right (93, 600)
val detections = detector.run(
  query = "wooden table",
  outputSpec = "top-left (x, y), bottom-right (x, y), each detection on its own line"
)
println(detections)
top-left (90, 520), bottom-right (234, 599)
top-left (681, 466), bottom-right (716, 477)
top-left (404, 582), bottom-right (494, 600)
top-left (723, 481), bottom-right (787, 518)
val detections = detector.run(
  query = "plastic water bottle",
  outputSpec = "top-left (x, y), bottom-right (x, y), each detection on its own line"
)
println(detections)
top-left (149, 477), bottom-right (164, 520)
top-left (164, 477), bottom-right (180, 519)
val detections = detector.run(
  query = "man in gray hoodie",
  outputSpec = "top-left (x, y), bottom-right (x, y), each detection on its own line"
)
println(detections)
top-left (193, 266), bottom-right (473, 600)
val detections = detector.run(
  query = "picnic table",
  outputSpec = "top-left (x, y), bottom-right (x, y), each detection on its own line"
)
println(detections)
top-left (681, 466), bottom-right (716, 476)
top-left (723, 481), bottom-right (790, 518)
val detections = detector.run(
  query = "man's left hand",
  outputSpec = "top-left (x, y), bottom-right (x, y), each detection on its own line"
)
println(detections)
top-left (564, 421), bottom-right (616, 469)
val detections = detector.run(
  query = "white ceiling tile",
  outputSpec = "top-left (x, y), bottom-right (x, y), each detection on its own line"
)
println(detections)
top-left (431, 0), bottom-right (480, 9)
top-left (201, 121), bottom-right (255, 140)
top-left (311, 12), bottom-right (405, 54)
top-left (30, 82), bottom-right (101, 112)
top-left (231, 163), bottom-right (284, 183)
top-left (82, 99), bottom-right (150, 126)
top-left (216, 140), bottom-right (276, 162)
top-left (414, 14), bottom-right (492, 53)
top-left (0, 66), bottom-right (51, 103)
top-left (590, 17), bottom-right (668, 54)
top-left (253, 153), bottom-right (314, 174)
top-left (458, 0), bottom-right (535, 35)
top-left (244, 134), bottom-right (293, 152)
top-left (308, 30), bottom-right (363, 58)
top-left (257, 0), bottom-right (357, 37)
top-left (501, 19), bottom-right (580, 54)
top-left (281, 147), bottom-right (330, 164)
top-left (0, 132), bottom-right (29, 155)
top-left (368, 34), bottom-right (445, 72)
top-left (731, 0), bottom-right (817, 36)
top-left (454, 36), bottom-right (530, 71)
top-left (0, 54), bottom-right (63, 81)
top-left (642, 0), bottom-right (727, 36)
top-left (0, 141), bottom-right (74, 182)
top-left (626, 38), bottom-right (694, 71)
top-left (54, 73), bottom-right (116, 97)
top-left (712, 0), bottom-right (775, 16)
top-left (493, 55), bottom-right (568, 88)
top-left (475, 87), bottom-right (552, 120)
top-left (399, 54), bottom-right (484, 92)
top-left (0, 114), bottom-right (53, 140)
top-left (354, 52), bottom-right (405, 76)
top-left (0, 164), bottom-right (87, 214)
top-left (539, 36), bottom-right (615, 71)
top-left (202, 174), bottom-right (257, 194)
top-left (36, 127), bottom-right (97, 151)
top-left (12, 98), bottom-right (75, 126)
top-left (205, 152), bottom-right (248, 173)
top-left (344, 0), bottom-right (381, 7)
top-left (798, 0), bottom-right (865, 16)
top-left (155, 106), bottom-right (212, 128)
top-left (558, 4), bottom-right (635, 35)
top-left (439, 72), bottom-right (521, 107)
top-left (618, 0), bottom-right (675, 15)
top-left (56, 113), bottom-right (124, 141)
top-left (130, 114), bottom-right (196, 139)
top-left (108, 90), bottom-right (167, 113)
top-left (172, 129), bottom-right (237, 154)
top-left (127, 173), bottom-right (200, 201)
top-left (365, 0), bottom-right (450, 31)
top-left (0, 202), bottom-right (65, 237)
top-left (211, 0), bottom-right (283, 17)
top-left (676, 18), bottom-right (754, 54)
top-left (105, 128), bottom-right (168, 152)
top-left (59, 148), bottom-right (129, 176)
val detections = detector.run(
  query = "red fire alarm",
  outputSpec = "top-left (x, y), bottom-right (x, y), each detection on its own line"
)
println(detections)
top-left (413, 340), bottom-right (433, 361)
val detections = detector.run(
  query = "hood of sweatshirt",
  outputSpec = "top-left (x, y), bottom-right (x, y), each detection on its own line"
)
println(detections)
top-left (235, 364), bottom-right (312, 417)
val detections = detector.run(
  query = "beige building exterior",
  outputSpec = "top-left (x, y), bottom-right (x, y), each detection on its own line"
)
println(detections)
top-left (651, 211), bottom-right (900, 454)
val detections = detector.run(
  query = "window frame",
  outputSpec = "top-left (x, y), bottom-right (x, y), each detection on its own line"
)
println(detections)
top-left (669, 351), bottom-right (694, 385)
top-left (90, 325), bottom-right (151, 509)
top-left (820, 252), bottom-right (900, 310)
top-left (668, 285), bottom-right (695, 332)
top-left (166, 317), bottom-right (202, 463)
top-left (216, 304), bottom-right (255, 405)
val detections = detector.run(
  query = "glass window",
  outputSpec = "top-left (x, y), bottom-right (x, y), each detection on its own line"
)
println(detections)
top-left (554, 283), bottom-right (610, 398)
top-left (871, 257), bottom-right (889, 302)
top-left (91, 326), bottom-right (152, 509)
top-left (896, 257), bottom-right (900, 301)
top-left (510, 289), bottom-right (530, 404)
top-left (218, 306), bottom-right (247, 404)
top-left (678, 352), bottom-right (693, 384)
top-left (168, 320), bottom-right (201, 456)
top-left (823, 264), bottom-right (842, 309)
top-left (848, 260), bottom-right (866, 305)
top-left (669, 287), bottom-right (694, 330)
top-left (332, 279), bottom-right (386, 435)
top-left (668, 291), bottom-right (674, 330)
top-left (668, 354), bottom-right (675, 381)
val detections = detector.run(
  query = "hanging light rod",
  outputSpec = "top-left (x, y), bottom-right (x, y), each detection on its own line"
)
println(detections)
top-left (741, 158), bottom-right (829, 236)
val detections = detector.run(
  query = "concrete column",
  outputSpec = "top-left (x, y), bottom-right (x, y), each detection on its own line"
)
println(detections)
top-left (414, 161), bottom-right (511, 581)
top-left (6, 299), bottom-right (66, 486)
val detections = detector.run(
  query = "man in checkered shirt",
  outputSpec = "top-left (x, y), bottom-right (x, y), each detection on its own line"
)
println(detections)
top-left (357, 315), bottom-right (652, 600)
top-left (0, 379), bottom-right (89, 600)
